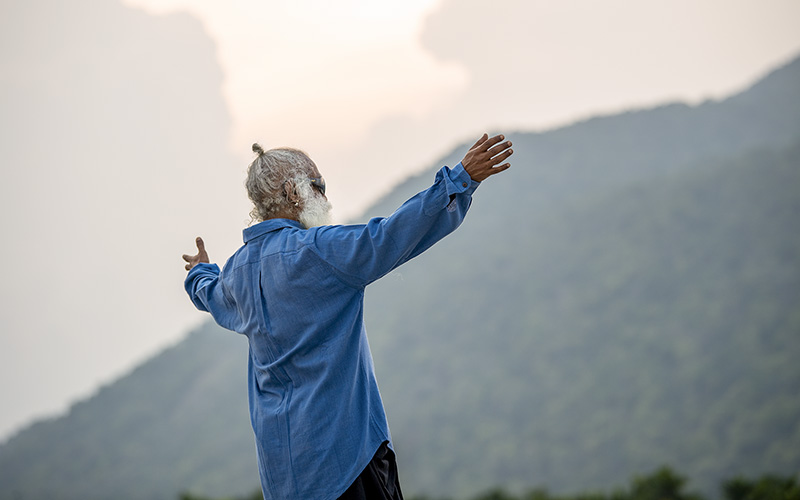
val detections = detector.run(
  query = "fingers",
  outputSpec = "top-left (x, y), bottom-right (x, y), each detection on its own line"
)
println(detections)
top-left (488, 139), bottom-right (512, 156)
top-left (469, 133), bottom-right (489, 151)
top-left (461, 132), bottom-right (513, 182)
top-left (484, 136), bottom-right (513, 170)
top-left (482, 134), bottom-right (506, 151)
top-left (491, 148), bottom-right (514, 165)
top-left (182, 252), bottom-right (196, 271)
top-left (182, 236), bottom-right (208, 272)
top-left (488, 163), bottom-right (511, 177)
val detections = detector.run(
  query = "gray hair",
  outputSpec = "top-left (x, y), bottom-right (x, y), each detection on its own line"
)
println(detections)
top-left (246, 143), bottom-right (315, 222)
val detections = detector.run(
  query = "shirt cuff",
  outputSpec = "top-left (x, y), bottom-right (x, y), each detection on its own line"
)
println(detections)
top-left (185, 262), bottom-right (220, 289)
top-left (187, 262), bottom-right (220, 279)
top-left (446, 162), bottom-right (480, 197)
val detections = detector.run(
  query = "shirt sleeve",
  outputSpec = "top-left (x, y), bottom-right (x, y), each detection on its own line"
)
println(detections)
top-left (309, 162), bottom-right (479, 288)
top-left (184, 262), bottom-right (241, 332)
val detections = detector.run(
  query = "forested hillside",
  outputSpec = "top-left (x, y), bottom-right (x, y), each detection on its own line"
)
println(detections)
top-left (0, 326), bottom-right (254, 499)
top-left (367, 136), bottom-right (800, 498)
top-left (1, 56), bottom-right (798, 500)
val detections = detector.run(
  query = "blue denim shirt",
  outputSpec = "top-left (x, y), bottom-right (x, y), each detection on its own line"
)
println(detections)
top-left (185, 163), bottom-right (479, 499)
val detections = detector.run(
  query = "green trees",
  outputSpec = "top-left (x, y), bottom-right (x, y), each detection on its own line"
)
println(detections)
top-left (178, 489), bottom-right (263, 500)
top-left (175, 467), bottom-right (800, 500)
top-left (722, 475), bottom-right (800, 500)
top-left (178, 466), bottom-right (800, 500)
top-left (627, 468), bottom-right (703, 500)
top-left (402, 467), bottom-right (799, 500)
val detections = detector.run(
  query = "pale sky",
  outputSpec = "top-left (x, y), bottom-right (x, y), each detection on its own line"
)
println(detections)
top-left (120, 0), bottom-right (467, 219)
top-left (122, 0), bottom-right (800, 219)
top-left (2, 0), bottom-right (800, 442)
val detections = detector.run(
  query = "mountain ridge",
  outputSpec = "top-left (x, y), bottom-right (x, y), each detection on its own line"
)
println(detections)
top-left (361, 53), bottom-right (800, 223)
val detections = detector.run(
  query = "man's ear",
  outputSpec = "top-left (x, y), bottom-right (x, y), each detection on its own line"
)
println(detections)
top-left (284, 180), bottom-right (300, 206)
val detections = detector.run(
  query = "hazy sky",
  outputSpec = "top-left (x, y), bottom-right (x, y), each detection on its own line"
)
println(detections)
top-left (1, 0), bottom-right (800, 442)
top-left (123, 0), bottom-right (800, 217)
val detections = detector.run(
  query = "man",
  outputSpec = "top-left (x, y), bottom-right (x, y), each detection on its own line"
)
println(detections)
top-left (182, 133), bottom-right (513, 500)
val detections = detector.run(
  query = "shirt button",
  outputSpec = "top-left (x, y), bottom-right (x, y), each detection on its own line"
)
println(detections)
top-left (462, 182), bottom-right (468, 188)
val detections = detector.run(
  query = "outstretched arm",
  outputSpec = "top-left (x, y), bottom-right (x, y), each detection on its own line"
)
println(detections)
top-left (182, 238), bottom-right (241, 331)
top-left (310, 133), bottom-right (513, 287)
top-left (182, 237), bottom-right (210, 271)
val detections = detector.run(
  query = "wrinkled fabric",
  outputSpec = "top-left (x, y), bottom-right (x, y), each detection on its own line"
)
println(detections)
top-left (185, 163), bottom-right (478, 500)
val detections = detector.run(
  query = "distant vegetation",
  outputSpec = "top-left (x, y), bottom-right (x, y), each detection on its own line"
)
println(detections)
top-left (363, 77), bottom-right (800, 496)
top-left (177, 467), bottom-right (800, 500)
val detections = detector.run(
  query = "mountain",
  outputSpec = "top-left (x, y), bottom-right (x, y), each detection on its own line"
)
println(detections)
top-left (361, 56), bottom-right (800, 497)
top-left (367, 136), bottom-right (800, 498)
top-left (2, 55), bottom-right (799, 500)
top-left (0, 325), bottom-right (254, 499)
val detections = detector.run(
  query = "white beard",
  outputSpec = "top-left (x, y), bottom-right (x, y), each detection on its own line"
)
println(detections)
top-left (298, 188), bottom-right (333, 228)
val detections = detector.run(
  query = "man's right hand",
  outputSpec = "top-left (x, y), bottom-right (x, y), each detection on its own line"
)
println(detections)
top-left (461, 133), bottom-right (513, 182)
top-left (182, 237), bottom-right (210, 271)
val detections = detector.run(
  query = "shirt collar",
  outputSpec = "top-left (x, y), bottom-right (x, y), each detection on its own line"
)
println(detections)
top-left (243, 218), bottom-right (304, 243)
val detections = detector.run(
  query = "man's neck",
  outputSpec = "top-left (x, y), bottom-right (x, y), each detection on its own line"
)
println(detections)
top-left (266, 206), bottom-right (301, 222)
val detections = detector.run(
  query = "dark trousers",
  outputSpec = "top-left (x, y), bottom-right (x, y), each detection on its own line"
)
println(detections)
top-left (337, 441), bottom-right (404, 500)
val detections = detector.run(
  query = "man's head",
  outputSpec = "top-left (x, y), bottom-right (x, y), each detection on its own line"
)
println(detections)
top-left (246, 143), bottom-right (333, 228)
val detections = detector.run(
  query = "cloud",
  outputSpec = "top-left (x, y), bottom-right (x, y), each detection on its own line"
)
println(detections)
top-left (0, 0), bottom-right (247, 439)
top-left (332, 0), bottom-right (800, 216)
top-left (419, 0), bottom-right (800, 125)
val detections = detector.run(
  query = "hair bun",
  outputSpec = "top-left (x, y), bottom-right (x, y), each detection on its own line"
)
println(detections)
top-left (252, 143), bottom-right (265, 155)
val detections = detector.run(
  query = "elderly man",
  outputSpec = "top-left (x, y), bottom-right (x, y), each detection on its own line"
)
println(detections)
top-left (182, 133), bottom-right (513, 500)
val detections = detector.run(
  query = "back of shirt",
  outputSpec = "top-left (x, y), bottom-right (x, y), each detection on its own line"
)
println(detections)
top-left (186, 162), bottom-right (478, 499)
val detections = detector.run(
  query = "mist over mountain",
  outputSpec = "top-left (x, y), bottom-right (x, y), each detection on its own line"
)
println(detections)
top-left (1, 49), bottom-right (798, 500)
